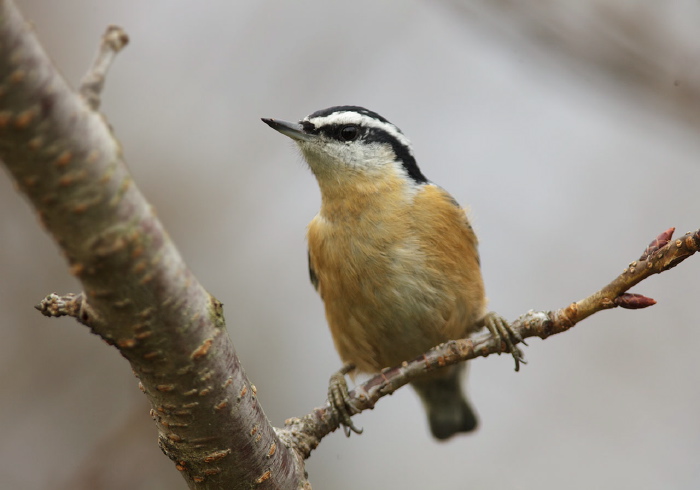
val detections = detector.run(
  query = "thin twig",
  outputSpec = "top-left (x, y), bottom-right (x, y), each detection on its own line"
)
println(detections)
top-left (79, 25), bottom-right (129, 110)
top-left (281, 227), bottom-right (700, 460)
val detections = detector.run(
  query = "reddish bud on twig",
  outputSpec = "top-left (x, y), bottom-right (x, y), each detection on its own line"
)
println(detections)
top-left (614, 293), bottom-right (657, 309)
top-left (639, 227), bottom-right (675, 261)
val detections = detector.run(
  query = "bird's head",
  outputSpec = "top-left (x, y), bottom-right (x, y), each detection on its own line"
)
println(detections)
top-left (262, 106), bottom-right (427, 189)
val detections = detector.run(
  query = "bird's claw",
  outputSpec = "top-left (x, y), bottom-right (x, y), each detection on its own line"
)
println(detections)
top-left (328, 364), bottom-right (363, 436)
top-left (483, 312), bottom-right (526, 371)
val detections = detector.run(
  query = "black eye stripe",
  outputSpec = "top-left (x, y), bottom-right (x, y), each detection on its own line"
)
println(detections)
top-left (300, 106), bottom-right (429, 185)
top-left (301, 120), bottom-right (317, 134)
top-left (314, 124), bottom-right (428, 184)
top-left (339, 125), bottom-right (360, 141)
top-left (315, 123), bottom-right (364, 141)
top-left (364, 128), bottom-right (427, 184)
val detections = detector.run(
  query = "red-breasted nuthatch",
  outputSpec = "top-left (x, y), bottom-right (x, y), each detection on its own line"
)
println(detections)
top-left (263, 106), bottom-right (522, 440)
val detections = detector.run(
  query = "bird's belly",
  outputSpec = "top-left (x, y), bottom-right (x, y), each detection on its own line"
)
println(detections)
top-left (319, 241), bottom-right (472, 372)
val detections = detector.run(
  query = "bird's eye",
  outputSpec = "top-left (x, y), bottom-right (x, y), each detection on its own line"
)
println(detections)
top-left (339, 125), bottom-right (360, 141)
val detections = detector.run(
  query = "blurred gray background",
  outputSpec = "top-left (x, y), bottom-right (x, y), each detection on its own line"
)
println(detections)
top-left (1, 1), bottom-right (699, 489)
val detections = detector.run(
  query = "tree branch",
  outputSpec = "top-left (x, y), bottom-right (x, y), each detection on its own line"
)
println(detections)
top-left (0, 1), bottom-right (305, 488)
top-left (1, 0), bottom-right (698, 487)
top-left (79, 25), bottom-right (129, 111)
top-left (281, 227), bottom-right (700, 459)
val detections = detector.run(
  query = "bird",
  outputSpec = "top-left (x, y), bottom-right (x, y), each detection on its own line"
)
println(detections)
top-left (262, 106), bottom-right (522, 440)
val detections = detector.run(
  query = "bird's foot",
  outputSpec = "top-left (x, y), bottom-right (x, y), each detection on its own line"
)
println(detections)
top-left (482, 312), bottom-right (527, 372)
top-left (328, 363), bottom-right (363, 437)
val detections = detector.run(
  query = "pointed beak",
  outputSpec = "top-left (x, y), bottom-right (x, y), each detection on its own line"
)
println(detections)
top-left (261, 117), bottom-right (316, 142)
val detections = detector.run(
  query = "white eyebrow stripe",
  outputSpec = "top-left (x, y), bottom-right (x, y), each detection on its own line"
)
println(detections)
top-left (306, 111), bottom-right (414, 154)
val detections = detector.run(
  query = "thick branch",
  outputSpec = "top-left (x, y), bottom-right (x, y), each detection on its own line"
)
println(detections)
top-left (3, 0), bottom-right (698, 486)
top-left (282, 227), bottom-right (700, 459)
top-left (0, 2), bottom-right (305, 488)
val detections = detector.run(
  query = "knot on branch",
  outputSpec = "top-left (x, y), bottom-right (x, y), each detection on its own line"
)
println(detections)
top-left (35, 292), bottom-right (81, 317)
top-left (35, 292), bottom-right (93, 326)
top-left (558, 302), bottom-right (578, 329)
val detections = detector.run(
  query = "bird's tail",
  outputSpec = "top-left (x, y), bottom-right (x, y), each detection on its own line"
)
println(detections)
top-left (411, 364), bottom-right (477, 440)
